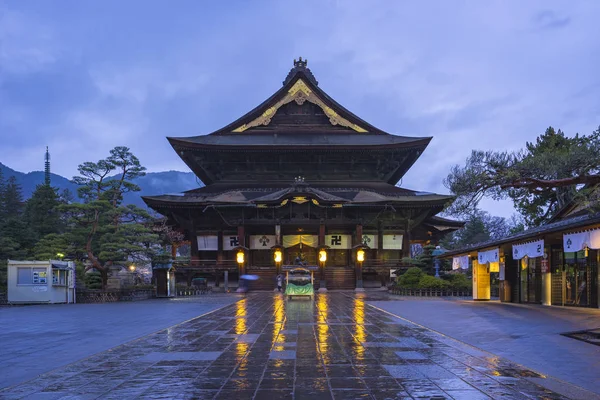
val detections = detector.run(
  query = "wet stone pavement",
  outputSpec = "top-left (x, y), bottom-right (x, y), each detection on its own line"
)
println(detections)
top-left (0, 293), bottom-right (575, 399)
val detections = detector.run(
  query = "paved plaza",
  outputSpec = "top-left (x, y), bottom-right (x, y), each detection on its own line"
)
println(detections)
top-left (0, 296), bottom-right (238, 390)
top-left (1, 292), bottom-right (597, 400)
top-left (369, 295), bottom-right (600, 395)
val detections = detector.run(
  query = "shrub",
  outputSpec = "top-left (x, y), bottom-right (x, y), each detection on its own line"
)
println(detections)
top-left (397, 267), bottom-right (423, 289)
top-left (84, 271), bottom-right (103, 289)
top-left (417, 275), bottom-right (450, 290)
top-left (446, 273), bottom-right (472, 291)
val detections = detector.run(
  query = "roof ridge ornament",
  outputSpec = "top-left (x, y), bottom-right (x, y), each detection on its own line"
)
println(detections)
top-left (232, 79), bottom-right (367, 133)
top-left (283, 57), bottom-right (318, 86)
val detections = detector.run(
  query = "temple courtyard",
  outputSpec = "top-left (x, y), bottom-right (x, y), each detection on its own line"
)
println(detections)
top-left (1, 293), bottom-right (599, 400)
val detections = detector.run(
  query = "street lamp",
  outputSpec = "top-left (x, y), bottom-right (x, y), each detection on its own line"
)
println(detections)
top-left (354, 245), bottom-right (368, 292)
top-left (56, 253), bottom-right (65, 260)
top-left (317, 246), bottom-right (329, 292)
top-left (236, 250), bottom-right (245, 265)
top-left (128, 265), bottom-right (136, 272)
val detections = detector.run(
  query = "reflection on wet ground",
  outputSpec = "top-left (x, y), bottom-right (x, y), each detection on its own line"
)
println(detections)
top-left (0, 293), bottom-right (576, 399)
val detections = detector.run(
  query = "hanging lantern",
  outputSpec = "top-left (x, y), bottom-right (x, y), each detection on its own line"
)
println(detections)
top-left (319, 250), bottom-right (327, 263)
top-left (274, 249), bottom-right (282, 263)
top-left (236, 250), bottom-right (245, 264)
top-left (357, 249), bottom-right (365, 262)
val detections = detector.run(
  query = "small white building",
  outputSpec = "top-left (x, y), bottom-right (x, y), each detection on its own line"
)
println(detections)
top-left (7, 260), bottom-right (76, 304)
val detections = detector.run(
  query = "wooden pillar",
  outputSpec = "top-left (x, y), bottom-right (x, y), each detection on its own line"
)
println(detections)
top-left (355, 224), bottom-right (364, 290)
top-left (402, 225), bottom-right (411, 259)
top-left (319, 222), bottom-right (325, 246)
top-left (190, 229), bottom-right (199, 262)
top-left (319, 221), bottom-right (326, 291)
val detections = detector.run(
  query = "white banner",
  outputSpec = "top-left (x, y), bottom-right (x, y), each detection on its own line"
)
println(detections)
top-left (477, 248), bottom-right (499, 264)
top-left (382, 234), bottom-right (403, 250)
top-left (564, 229), bottom-right (600, 252)
top-left (197, 235), bottom-right (218, 251)
top-left (282, 235), bottom-right (318, 248)
top-left (452, 255), bottom-right (469, 270)
top-left (360, 234), bottom-right (378, 249)
top-left (512, 239), bottom-right (544, 259)
top-left (249, 235), bottom-right (277, 250)
top-left (326, 234), bottom-right (352, 249)
top-left (223, 235), bottom-right (240, 250)
top-left (592, 229), bottom-right (600, 249)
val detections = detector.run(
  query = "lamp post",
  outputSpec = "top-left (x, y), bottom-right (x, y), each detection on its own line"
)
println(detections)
top-left (318, 247), bottom-right (328, 292)
top-left (354, 245), bottom-right (368, 292)
top-left (272, 245), bottom-right (283, 291)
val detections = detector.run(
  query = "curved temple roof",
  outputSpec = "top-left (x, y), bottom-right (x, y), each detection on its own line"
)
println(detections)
top-left (168, 59), bottom-right (432, 185)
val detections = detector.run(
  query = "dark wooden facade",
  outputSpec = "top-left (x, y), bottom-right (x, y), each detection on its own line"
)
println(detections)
top-left (144, 58), bottom-right (462, 290)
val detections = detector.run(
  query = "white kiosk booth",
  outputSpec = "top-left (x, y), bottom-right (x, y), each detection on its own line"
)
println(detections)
top-left (7, 260), bottom-right (76, 304)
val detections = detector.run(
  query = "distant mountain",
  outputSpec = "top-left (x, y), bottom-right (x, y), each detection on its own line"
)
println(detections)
top-left (0, 162), bottom-right (200, 208)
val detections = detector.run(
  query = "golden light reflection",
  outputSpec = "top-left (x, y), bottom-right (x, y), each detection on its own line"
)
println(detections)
top-left (317, 294), bottom-right (329, 349)
top-left (235, 299), bottom-right (247, 334)
top-left (272, 295), bottom-right (285, 348)
top-left (235, 341), bottom-right (249, 362)
top-left (353, 297), bottom-right (366, 361)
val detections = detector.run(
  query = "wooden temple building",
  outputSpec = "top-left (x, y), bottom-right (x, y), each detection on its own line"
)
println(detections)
top-left (143, 58), bottom-right (463, 291)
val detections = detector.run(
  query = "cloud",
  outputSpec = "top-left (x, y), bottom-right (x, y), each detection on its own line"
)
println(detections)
top-left (533, 10), bottom-right (571, 30)
top-left (1, 0), bottom-right (599, 220)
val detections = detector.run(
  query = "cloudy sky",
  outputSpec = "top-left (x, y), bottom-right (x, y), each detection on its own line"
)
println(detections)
top-left (1, 1), bottom-right (599, 217)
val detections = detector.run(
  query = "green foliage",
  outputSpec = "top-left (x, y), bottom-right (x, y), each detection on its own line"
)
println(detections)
top-left (417, 275), bottom-right (450, 289)
top-left (0, 173), bottom-right (32, 260)
top-left (60, 147), bottom-right (160, 287)
top-left (443, 273), bottom-right (472, 291)
top-left (441, 210), bottom-right (525, 249)
top-left (402, 244), bottom-right (436, 275)
top-left (24, 184), bottom-right (62, 242)
top-left (0, 260), bottom-right (7, 290)
top-left (445, 126), bottom-right (600, 226)
top-left (84, 271), bottom-right (103, 289)
top-left (397, 267), bottom-right (423, 289)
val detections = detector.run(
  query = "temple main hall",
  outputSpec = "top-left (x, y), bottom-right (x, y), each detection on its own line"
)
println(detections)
top-left (144, 58), bottom-right (462, 291)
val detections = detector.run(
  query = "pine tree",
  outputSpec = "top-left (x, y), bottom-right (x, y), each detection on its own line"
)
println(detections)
top-left (3, 176), bottom-right (24, 217)
top-left (24, 184), bottom-right (62, 242)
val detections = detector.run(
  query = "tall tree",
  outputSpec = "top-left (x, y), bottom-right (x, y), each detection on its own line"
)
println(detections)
top-left (24, 184), bottom-right (62, 242)
top-left (441, 210), bottom-right (524, 250)
top-left (0, 175), bottom-right (30, 258)
top-left (445, 126), bottom-right (600, 226)
top-left (59, 147), bottom-right (159, 287)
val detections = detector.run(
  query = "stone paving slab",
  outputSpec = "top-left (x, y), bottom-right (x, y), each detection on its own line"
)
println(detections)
top-left (370, 295), bottom-right (600, 397)
top-left (0, 292), bottom-right (593, 399)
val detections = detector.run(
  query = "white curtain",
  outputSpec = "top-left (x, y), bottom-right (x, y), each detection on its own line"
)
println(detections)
top-left (223, 235), bottom-right (240, 250)
top-left (564, 229), bottom-right (600, 252)
top-left (326, 234), bottom-right (352, 249)
top-left (282, 235), bottom-right (318, 248)
top-left (512, 239), bottom-right (544, 259)
top-left (477, 248), bottom-right (499, 264)
top-left (452, 255), bottom-right (469, 270)
top-left (249, 235), bottom-right (277, 250)
top-left (382, 234), bottom-right (403, 250)
top-left (361, 234), bottom-right (378, 249)
top-left (197, 235), bottom-right (218, 251)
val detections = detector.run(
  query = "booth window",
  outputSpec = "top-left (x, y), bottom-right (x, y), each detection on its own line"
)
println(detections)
top-left (17, 267), bottom-right (47, 285)
top-left (52, 269), bottom-right (67, 286)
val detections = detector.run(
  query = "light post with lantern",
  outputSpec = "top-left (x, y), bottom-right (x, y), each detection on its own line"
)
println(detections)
top-left (272, 245), bottom-right (284, 291)
top-left (318, 246), bottom-right (329, 292)
top-left (354, 244), bottom-right (368, 291)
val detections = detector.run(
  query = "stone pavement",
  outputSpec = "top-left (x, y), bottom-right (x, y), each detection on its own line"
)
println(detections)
top-left (369, 295), bottom-right (600, 395)
top-left (1, 292), bottom-right (593, 400)
top-left (0, 295), bottom-right (238, 390)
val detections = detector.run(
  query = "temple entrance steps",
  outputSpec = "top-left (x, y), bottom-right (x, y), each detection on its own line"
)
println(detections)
top-left (246, 268), bottom-right (277, 291)
top-left (325, 267), bottom-right (356, 290)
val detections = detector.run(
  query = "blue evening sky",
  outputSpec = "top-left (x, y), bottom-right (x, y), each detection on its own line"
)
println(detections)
top-left (1, 1), bottom-right (599, 218)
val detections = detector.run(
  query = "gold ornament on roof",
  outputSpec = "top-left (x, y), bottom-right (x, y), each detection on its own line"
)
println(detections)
top-left (232, 79), bottom-right (368, 133)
